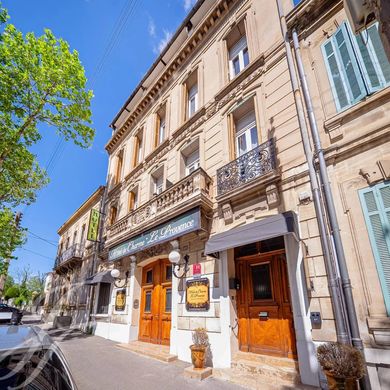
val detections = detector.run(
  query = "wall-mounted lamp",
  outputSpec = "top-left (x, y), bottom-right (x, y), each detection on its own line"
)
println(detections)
top-left (168, 240), bottom-right (189, 279)
top-left (111, 269), bottom-right (130, 288)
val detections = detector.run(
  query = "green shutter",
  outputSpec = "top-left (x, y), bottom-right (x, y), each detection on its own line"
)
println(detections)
top-left (322, 23), bottom-right (366, 111)
top-left (359, 183), bottom-right (390, 315)
top-left (351, 23), bottom-right (390, 92)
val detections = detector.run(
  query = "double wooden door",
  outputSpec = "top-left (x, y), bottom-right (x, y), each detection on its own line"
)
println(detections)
top-left (236, 252), bottom-right (297, 358)
top-left (139, 259), bottom-right (172, 345)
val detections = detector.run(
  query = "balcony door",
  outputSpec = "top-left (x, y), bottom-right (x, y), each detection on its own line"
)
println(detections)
top-left (235, 111), bottom-right (258, 157)
top-left (236, 252), bottom-right (297, 358)
top-left (139, 259), bottom-right (172, 345)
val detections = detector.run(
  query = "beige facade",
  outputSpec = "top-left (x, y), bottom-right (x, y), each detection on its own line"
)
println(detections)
top-left (45, 186), bottom-right (105, 329)
top-left (45, 0), bottom-right (390, 388)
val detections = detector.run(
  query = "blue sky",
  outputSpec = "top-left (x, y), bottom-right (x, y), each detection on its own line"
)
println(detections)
top-left (5, 0), bottom-right (198, 279)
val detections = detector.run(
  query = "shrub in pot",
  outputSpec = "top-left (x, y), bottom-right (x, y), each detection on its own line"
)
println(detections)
top-left (190, 328), bottom-right (209, 369)
top-left (317, 342), bottom-right (365, 390)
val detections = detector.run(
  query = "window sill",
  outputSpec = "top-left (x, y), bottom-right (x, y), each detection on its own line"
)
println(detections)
top-left (124, 162), bottom-right (144, 183)
top-left (324, 86), bottom-right (390, 141)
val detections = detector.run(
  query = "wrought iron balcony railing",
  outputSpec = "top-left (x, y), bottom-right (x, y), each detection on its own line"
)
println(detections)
top-left (54, 244), bottom-right (83, 269)
top-left (217, 138), bottom-right (276, 197)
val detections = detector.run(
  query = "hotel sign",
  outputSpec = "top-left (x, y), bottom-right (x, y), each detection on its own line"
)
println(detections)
top-left (108, 208), bottom-right (200, 262)
top-left (186, 278), bottom-right (210, 312)
top-left (87, 208), bottom-right (100, 242)
top-left (115, 289), bottom-right (126, 311)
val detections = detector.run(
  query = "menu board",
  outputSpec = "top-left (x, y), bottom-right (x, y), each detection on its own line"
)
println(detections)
top-left (186, 278), bottom-right (210, 312)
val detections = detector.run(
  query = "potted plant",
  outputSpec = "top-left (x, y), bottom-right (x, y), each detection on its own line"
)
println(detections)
top-left (190, 328), bottom-right (209, 369)
top-left (317, 342), bottom-right (365, 390)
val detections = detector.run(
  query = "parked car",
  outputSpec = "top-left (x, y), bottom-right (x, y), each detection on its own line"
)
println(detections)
top-left (0, 325), bottom-right (77, 389)
top-left (0, 303), bottom-right (23, 325)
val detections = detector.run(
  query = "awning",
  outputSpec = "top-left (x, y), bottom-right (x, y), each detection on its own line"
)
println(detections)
top-left (205, 211), bottom-right (298, 255)
top-left (84, 270), bottom-right (114, 285)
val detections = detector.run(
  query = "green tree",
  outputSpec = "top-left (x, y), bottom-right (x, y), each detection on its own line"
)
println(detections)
top-left (0, 2), bottom-right (94, 263)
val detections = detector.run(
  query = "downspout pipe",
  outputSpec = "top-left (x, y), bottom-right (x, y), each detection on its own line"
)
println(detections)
top-left (276, 0), bottom-right (350, 346)
top-left (291, 28), bottom-right (371, 390)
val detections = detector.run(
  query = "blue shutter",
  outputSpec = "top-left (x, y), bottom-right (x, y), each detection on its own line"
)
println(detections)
top-left (351, 23), bottom-right (390, 93)
top-left (322, 23), bottom-right (366, 111)
top-left (359, 182), bottom-right (390, 315)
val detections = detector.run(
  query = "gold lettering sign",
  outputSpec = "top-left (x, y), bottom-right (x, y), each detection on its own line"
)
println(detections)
top-left (186, 278), bottom-right (210, 312)
top-left (115, 289), bottom-right (126, 311)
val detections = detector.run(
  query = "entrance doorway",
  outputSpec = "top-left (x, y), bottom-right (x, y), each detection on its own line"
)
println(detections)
top-left (139, 259), bottom-right (172, 345)
top-left (235, 241), bottom-right (296, 359)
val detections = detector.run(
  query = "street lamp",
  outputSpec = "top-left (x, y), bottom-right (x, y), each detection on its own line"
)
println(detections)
top-left (110, 269), bottom-right (129, 288)
top-left (168, 244), bottom-right (189, 279)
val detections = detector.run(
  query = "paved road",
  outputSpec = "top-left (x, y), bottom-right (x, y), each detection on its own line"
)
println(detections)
top-left (47, 329), bottom-right (243, 390)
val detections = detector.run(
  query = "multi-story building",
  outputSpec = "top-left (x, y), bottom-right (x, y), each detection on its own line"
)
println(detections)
top-left (44, 186), bottom-right (105, 330)
top-left (83, 0), bottom-right (389, 388)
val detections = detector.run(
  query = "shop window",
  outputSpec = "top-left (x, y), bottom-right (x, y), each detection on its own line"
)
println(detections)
top-left (155, 105), bottom-right (167, 148)
top-left (322, 21), bottom-right (390, 112)
top-left (184, 70), bottom-right (198, 121)
top-left (128, 186), bottom-right (138, 212)
top-left (226, 20), bottom-right (249, 80)
top-left (97, 283), bottom-right (111, 314)
top-left (114, 150), bottom-right (124, 185)
top-left (132, 129), bottom-right (144, 167)
top-left (359, 182), bottom-right (390, 315)
top-left (109, 205), bottom-right (118, 226)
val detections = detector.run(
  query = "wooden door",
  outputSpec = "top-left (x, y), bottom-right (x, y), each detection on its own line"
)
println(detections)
top-left (236, 252), bottom-right (297, 358)
top-left (139, 259), bottom-right (172, 345)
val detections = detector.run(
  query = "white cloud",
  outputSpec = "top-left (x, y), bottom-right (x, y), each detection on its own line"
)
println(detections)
top-left (154, 29), bottom-right (173, 54)
top-left (184, 0), bottom-right (196, 12)
top-left (148, 18), bottom-right (156, 38)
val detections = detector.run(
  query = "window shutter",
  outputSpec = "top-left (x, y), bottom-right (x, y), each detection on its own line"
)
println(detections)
top-left (351, 23), bottom-right (390, 92)
top-left (359, 183), bottom-right (390, 315)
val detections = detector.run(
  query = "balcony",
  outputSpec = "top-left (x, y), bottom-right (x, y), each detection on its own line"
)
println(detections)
top-left (54, 244), bottom-right (83, 273)
top-left (216, 138), bottom-right (278, 200)
top-left (106, 168), bottom-right (213, 247)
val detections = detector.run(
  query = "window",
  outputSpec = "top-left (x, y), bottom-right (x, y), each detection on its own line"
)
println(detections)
top-left (109, 205), bottom-right (118, 225)
top-left (185, 149), bottom-right (200, 175)
top-left (132, 130), bottom-right (144, 167)
top-left (155, 106), bottom-right (166, 147)
top-left (151, 166), bottom-right (164, 196)
top-left (226, 20), bottom-right (249, 80)
top-left (188, 84), bottom-right (198, 118)
top-left (97, 283), bottom-right (111, 314)
top-left (80, 224), bottom-right (86, 248)
top-left (72, 230), bottom-right (77, 245)
top-left (65, 237), bottom-right (69, 250)
top-left (184, 70), bottom-right (198, 120)
top-left (114, 150), bottom-right (123, 185)
top-left (128, 187), bottom-right (138, 212)
top-left (232, 102), bottom-right (259, 157)
top-left (251, 263), bottom-right (273, 300)
top-left (359, 182), bottom-right (390, 315)
top-left (322, 22), bottom-right (390, 112)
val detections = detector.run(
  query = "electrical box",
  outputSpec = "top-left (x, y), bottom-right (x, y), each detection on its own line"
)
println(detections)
top-left (310, 312), bottom-right (322, 329)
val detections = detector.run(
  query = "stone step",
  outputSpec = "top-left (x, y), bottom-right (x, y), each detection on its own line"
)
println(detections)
top-left (213, 368), bottom-right (316, 390)
top-left (116, 341), bottom-right (177, 363)
top-left (230, 352), bottom-right (301, 386)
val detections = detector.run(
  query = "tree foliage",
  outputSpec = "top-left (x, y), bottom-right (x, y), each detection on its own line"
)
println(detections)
top-left (0, 1), bottom-right (94, 262)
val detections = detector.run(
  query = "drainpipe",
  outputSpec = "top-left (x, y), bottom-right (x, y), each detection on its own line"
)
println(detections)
top-left (276, 0), bottom-right (350, 346)
top-left (291, 28), bottom-right (371, 390)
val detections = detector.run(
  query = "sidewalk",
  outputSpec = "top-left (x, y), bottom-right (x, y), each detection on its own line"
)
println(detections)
top-left (47, 328), bottom-right (243, 390)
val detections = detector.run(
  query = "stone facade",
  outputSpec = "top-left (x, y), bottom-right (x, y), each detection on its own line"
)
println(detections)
top-left (44, 186), bottom-right (105, 330)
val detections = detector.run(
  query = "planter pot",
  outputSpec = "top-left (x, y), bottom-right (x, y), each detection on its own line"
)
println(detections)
top-left (324, 371), bottom-right (359, 390)
top-left (190, 345), bottom-right (207, 369)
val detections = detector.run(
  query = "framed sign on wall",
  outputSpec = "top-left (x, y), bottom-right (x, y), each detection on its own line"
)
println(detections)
top-left (115, 289), bottom-right (126, 311)
top-left (186, 278), bottom-right (210, 312)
